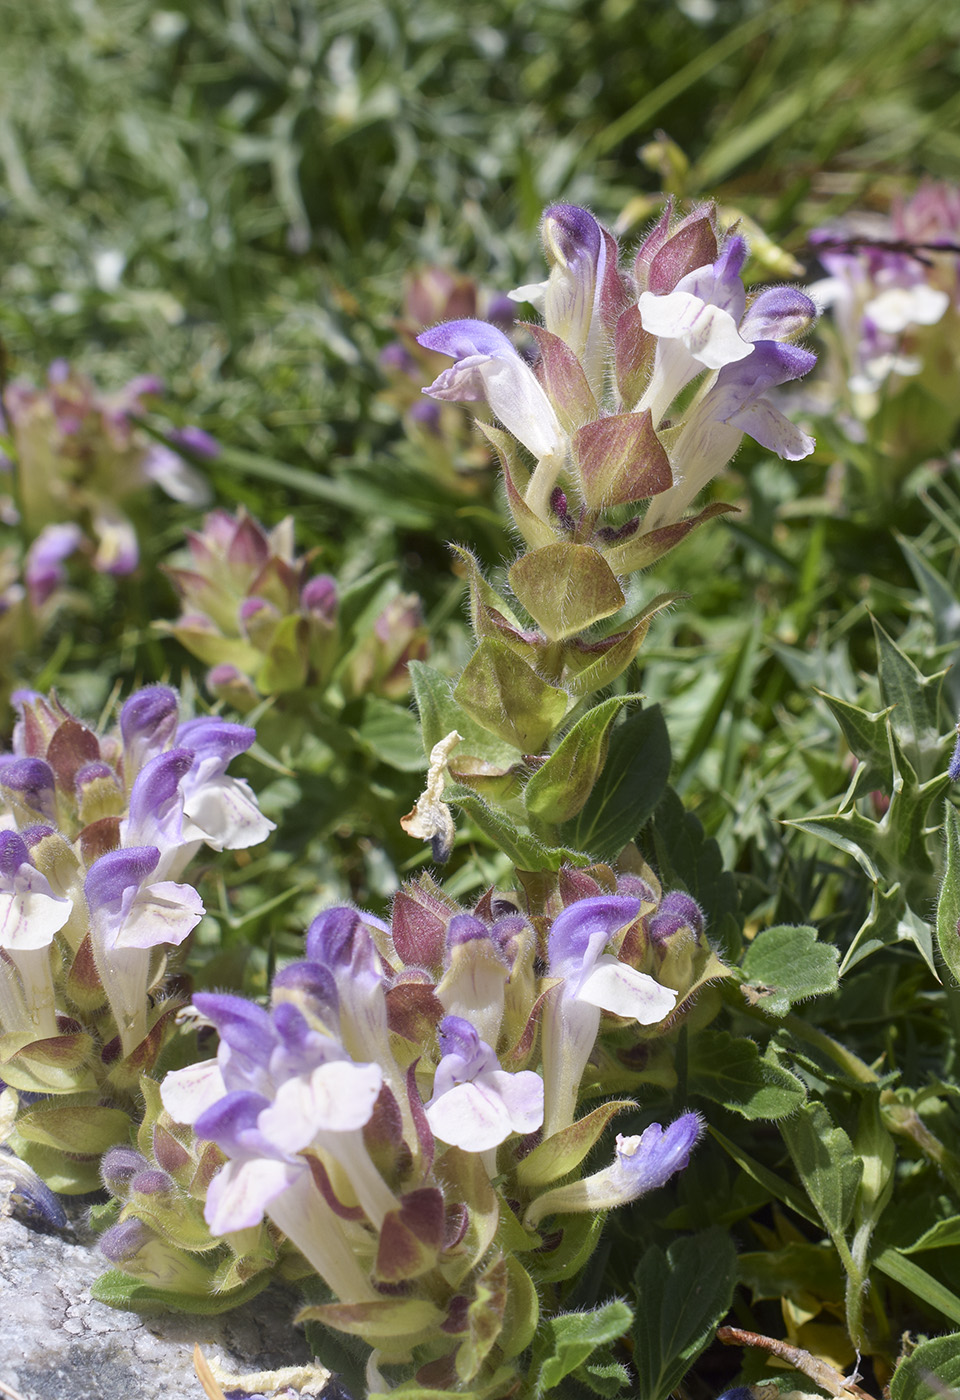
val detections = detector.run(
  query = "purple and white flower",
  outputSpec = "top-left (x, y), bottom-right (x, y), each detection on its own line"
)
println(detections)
top-left (541, 896), bottom-right (677, 1136)
top-left (161, 989), bottom-right (386, 1302)
top-left (425, 1015), bottom-right (543, 1156)
top-left (85, 845), bottom-right (204, 1053)
top-left (417, 206), bottom-right (817, 554)
top-left (642, 335), bottom-right (817, 533)
top-left (176, 718), bottom-right (275, 856)
top-left (525, 1112), bottom-right (702, 1226)
top-left (24, 523), bottom-right (83, 607)
top-left (419, 320), bottom-right (565, 465)
top-left (0, 830), bottom-right (72, 1038)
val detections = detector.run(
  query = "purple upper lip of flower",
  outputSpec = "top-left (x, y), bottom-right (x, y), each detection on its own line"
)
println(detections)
top-left (0, 828), bottom-right (32, 879)
top-left (120, 685), bottom-right (179, 751)
top-left (124, 747), bottom-right (194, 846)
top-left (547, 895), bottom-right (641, 987)
top-left (176, 718), bottom-right (256, 765)
top-left (85, 845), bottom-right (161, 911)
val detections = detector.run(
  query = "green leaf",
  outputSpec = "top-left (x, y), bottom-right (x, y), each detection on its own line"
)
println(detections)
top-left (897, 532), bottom-right (960, 648)
top-left (738, 1242), bottom-right (844, 1304)
top-left (854, 1092), bottom-right (896, 1230)
top-left (16, 1103), bottom-right (132, 1155)
top-left (740, 924), bottom-right (839, 1017)
top-left (446, 784), bottom-right (591, 871)
top-left (297, 1296), bottom-right (444, 1340)
top-left (255, 613), bottom-right (307, 693)
top-left (565, 706), bottom-right (671, 863)
top-left (890, 1331), bottom-right (960, 1400)
top-left (937, 802), bottom-right (960, 985)
top-left (337, 563), bottom-right (401, 639)
top-left (516, 1100), bottom-right (636, 1189)
top-left (875, 1250), bottom-right (960, 1327)
top-left (355, 696), bottom-right (428, 772)
top-left (370, 1391), bottom-right (477, 1400)
top-left (813, 689), bottom-right (894, 791)
top-left (509, 543), bottom-right (625, 642)
top-left (675, 622), bottom-right (757, 783)
top-left (573, 1352), bottom-right (631, 1397)
top-left (872, 616), bottom-right (947, 783)
top-left (91, 1267), bottom-right (271, 1314)
top-left (408, 661), bottom-right (520, 769)
top-left (455, 637), bottom-right (569, 752)
top-left (631, 1227), bottom-right (737, 1400)
top-left (780, 1102), bottom-right (862, 1243)
top-left (903, 1216), bottom-right (960, 1252)
top-left (219, 444), bottom-right (433, 530)
top-left (525, 695), bottom-right (639, 825)
top-left (839, 879), bottom-right (907, 976)
top-left (532, 1300), bottom-right (633, 1396)
top-left (688, 1029), bottom-right (806, 1120)
top-left (786, 812), bottom-right (882, 883)
top-left (499, 1253), bottom-right (540, 1360)
top-left (643, 785), bottom-right (741, 959)
top-left (709, 1126), bottom-right (819, 1226)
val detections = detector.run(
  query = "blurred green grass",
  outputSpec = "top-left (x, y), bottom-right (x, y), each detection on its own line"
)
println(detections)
top-left (3, 0), bottom-right (959, 482)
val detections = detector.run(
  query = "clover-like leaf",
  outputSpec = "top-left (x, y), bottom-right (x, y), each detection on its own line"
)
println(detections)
top-left (740, 924), bottom-right (839, 1017)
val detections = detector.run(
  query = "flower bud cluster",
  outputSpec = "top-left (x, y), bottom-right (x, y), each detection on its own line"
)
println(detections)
top-left (96, 1076), bottom-right (285, 1303)
top-left (809, 181), bottom-right (960, 466)
top-left (379, 268), bottom-right (516, 493)
top-left (0, 684), bottom-right (274, 1190)
top-left (161, 507), bottom-right (427, 705)
top-left (142, 869), bottom-right (717, 1387)
top-left (0, 361), bottom-right (216, 584)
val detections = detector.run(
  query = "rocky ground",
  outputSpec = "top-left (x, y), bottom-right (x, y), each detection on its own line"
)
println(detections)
top-left (0, 1197), bottom-right (325, 1400)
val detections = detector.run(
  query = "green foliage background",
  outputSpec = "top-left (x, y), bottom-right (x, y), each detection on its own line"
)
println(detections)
top-left (5, 0), bottom-right (960, 1395)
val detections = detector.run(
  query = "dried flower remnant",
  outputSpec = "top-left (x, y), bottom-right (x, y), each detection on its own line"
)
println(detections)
top-left (400, 730), bottom-right (461, 862)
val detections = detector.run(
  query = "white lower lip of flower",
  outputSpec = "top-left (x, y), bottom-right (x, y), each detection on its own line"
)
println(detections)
top-left (864, 284), bottom-right (949, 334)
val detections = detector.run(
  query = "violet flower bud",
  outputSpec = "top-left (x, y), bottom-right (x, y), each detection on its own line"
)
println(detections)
top-left (101, 1146), bottom-right (151, 1197)
top-left (0, 1147), bottom-right (68, 1228)
top-left (301, 574), bottom-right (338, 625)
top-left (130, 1168), bottom-right (174, 1197)
top-left (0, 757), bottom-right (57, 822)
top-left (648, 890), bottom-right (704, 943)
top-left (525, 1112), bottom-right (702, 1227)
top-left (169, 426), bottom-right (221, 460)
